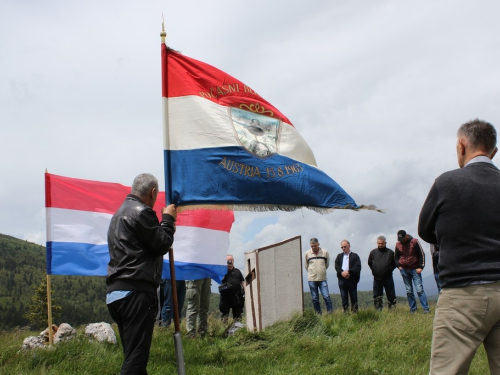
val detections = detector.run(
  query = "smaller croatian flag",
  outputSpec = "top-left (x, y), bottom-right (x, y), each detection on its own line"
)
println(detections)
top-left (45, 173), bottom-right (233, 282)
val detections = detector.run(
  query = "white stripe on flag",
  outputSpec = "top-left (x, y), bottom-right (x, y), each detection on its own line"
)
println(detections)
top-left (47, 207), bottom-right (111, 244)
top-left (165, 96), bottom-right (317, 166)
top-left (168, 226), bottom-right (229, 266)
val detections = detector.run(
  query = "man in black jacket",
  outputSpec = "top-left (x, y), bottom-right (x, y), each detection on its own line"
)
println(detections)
top-left (335, 240), bottom-right (362, 313)
top-left (367, 236), bottom-right (397, 310)
top-left (219, 254), bottom-right (245, 320)
top-left (419, 119), bottom-right (500, 374)
top-left (106, 173), bottom-right (176, 375)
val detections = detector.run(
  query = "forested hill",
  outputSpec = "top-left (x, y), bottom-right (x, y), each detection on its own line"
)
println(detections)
top-left (0, 233), bottom-right (110, 330)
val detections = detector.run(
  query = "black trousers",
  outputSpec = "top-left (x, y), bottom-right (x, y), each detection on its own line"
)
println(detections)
top-left (338, 278), bottom-right (358, 312)
top-left (108, 292), bottom-right (157, 375)
top-left (373, 276), bottom-right (397, 310)
top-left (219, 293), bottom-right (243, 320)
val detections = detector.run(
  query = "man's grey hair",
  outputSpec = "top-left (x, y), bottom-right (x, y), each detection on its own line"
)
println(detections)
top-left (458, 119), bottom-right (497, 153)
top-left (227, 254), bottom-right (234, 258)
top-left (340, 239), bottom-right (350, 245)
top-left (131, 173), bottom-right (158, 197)
top-left (310, 238), bottom-right (319, 243)
top-left (377, 236), bottom-right (386, 241)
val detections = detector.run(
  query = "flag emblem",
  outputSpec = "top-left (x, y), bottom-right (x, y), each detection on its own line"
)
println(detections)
top-left (230, 107), bottom-right (279, 157)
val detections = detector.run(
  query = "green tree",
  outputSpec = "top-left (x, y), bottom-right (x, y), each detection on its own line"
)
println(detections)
top-left (23, 277), bottom-right (61, 329)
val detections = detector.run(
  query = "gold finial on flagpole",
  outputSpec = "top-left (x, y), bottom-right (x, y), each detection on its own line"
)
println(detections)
top-left (160, 14), bottom-right (166, 43)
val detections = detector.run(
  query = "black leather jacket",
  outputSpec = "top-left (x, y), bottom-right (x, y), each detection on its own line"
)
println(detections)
top-left (106, 194), bottom-right (175, 295)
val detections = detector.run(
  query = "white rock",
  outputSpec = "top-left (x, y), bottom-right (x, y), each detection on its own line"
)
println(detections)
top-left (40, 324), bottom-right (58, 342)
top-left (228, 322), bottom-right (246, 336)
top-left (85, 322), bottom-right (117, 344)
top-left (22, 336), bottom-right (46, 350)
top-left (53, 323), bottom-right (76, 344)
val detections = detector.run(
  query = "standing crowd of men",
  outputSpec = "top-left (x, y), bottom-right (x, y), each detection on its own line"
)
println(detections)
top-left (304, 230), bottom-right (432, 315)
top-left (105, 118), bottom-right (499, 374)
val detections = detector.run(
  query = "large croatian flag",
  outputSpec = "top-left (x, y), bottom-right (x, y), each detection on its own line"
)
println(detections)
top-left (162, 44), bottom-right (368, 213)
top-left (45, 173), bottom-right (233, 283)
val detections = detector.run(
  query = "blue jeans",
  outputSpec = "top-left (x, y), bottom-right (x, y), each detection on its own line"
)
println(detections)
top-left (161, 279), bottom-right (186, 326)
top-left (400, 269), bottom-right (429, 312)
top-left (308, 280), bottom-right (333, 314)
top-left (434, 273), bottom-right (442, 294)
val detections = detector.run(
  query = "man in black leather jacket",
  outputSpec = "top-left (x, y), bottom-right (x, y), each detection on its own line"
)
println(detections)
top-left (106, 173), bottom-right (176, 375)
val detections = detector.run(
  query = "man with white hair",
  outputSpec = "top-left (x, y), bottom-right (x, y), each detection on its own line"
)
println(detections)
top-left (106, 173), bottom-right (177, 374)
top-left (335, 240), bottom-right (362, 313)
top-left (419, 119), bottom-right (500, 374)
top-left (368, 236), bottom-right (397, 310)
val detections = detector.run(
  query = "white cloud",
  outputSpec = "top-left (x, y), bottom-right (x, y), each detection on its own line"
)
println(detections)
top-left (1, 0), bottom-right (499, 289)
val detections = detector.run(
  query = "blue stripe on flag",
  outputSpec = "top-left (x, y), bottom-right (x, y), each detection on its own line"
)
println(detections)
top-left (48, 242), bottom-right (109, 276)
top-left (164, 147), bottom-right (357, 209)
top-left (162, 261), bottom-right (226, 284)
top-left (47, 241), bottom-right (226, 282)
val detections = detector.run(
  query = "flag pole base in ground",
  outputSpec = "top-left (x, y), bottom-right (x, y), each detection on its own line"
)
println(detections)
top-left (173, 331), bottom-right (186, 375)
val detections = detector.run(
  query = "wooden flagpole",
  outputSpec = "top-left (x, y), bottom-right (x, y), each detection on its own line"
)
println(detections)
top-left (46, 274), bottom-right (53, 344)
top-left (161, 18), bottom-right (186, 375)
top-left (45, 169), bottom-right (53, 345)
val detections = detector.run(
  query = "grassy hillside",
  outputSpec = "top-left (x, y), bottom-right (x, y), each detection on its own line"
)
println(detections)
top-left (0, 308), bottom-right (489, 374)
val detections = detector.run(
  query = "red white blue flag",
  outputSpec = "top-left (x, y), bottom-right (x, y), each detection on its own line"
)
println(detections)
top-left (162, 44), bottom-right (368, 213)
top-left (45, 173), bottom-right (234, 282)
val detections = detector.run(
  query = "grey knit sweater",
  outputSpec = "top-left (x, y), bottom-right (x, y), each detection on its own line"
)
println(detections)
top-left (418, 162), bottom-right (500, 288)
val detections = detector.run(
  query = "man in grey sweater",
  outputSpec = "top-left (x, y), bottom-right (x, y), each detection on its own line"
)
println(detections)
top-left (418, 119), bottom-right (500, 375)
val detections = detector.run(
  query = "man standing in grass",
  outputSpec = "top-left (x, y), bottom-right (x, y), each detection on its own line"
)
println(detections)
top-left (185, 277), bottom-right (211, 338)
top-left (219, 254), bottom-right (245, 320)
top-left (394, 230), bottom-right (429, 314)
top-left (106, 173), bottom-right (177, 374)
top-left (335, 240), bottom-right (362, 313)
top-left (368, 236), bottom-right (397, 310)
top-left (419, 119), bottom-right (500, 374)
top-left (304, 238), bottom-right (333, 314)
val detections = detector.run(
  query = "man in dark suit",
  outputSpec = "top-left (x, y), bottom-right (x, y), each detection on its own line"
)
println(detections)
top-left (334, 240), bottom-right (361, 313)
top-left (419, 119), bottom-right (500, 374)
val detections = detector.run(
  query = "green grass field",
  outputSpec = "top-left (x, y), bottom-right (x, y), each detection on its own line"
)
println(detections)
top-left (0, 306), bottom-right (489, 374)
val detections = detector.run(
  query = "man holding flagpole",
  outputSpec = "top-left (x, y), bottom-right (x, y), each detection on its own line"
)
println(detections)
top-left (106, 173), bottom-right (177, 374)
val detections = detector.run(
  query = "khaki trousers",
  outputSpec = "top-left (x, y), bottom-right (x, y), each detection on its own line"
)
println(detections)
top-left (186, 278), bottom-right (211, 336)
top-left (430, 283), bottom-right (500, 375)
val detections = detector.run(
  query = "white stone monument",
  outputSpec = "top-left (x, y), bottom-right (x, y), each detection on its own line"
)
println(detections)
top-left (244, 236), bottom-right (303, 331)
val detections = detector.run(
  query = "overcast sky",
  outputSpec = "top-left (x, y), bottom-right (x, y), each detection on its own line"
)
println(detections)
top-left (1, 1), bottom-right (499, 290)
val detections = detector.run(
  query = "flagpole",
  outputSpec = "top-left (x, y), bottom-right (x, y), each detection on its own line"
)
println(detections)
top-left (46, 274), bottom-right (53, 345)
top-left (161, 19), bottom-right (186, 375)
top-left (45, 169), bottom-right (54, 345)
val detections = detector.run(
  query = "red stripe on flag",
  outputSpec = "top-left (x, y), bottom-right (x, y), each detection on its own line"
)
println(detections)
top-left (174, 209), bottom-right (234, 233)
top-left (161, 43), bottom-right (168, 98)
top-left (45, 173), bottom-right (129, 214)
top-left (45, 173), bottom-right (234, 230)
top-left (164, 48), bottom-right (293, 126)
